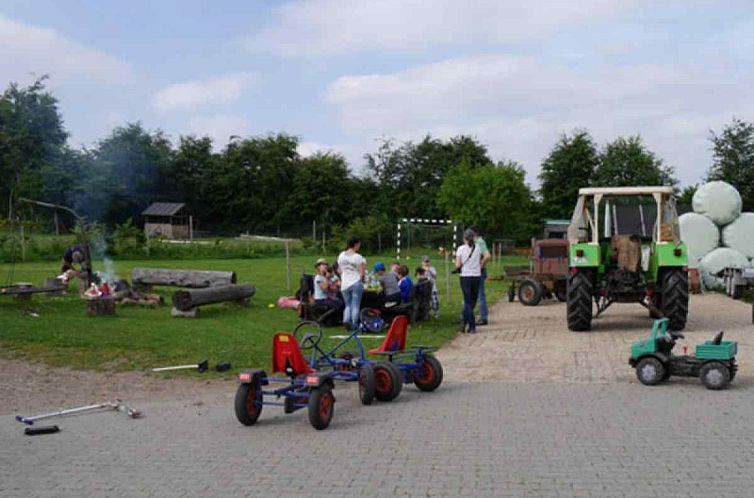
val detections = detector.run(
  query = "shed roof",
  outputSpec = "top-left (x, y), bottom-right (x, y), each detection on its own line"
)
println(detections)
top-left (142, 202), bottom-right (186, 217)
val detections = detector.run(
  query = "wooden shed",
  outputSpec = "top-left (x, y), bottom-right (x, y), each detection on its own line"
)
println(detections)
top-left (142, 202), bottom-right (192, 239)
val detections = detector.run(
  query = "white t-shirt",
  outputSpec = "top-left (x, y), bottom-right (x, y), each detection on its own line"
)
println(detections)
top-left (456, 244), bottom-right (481, 277)
top-left (337, 251), bottom-right (366, 291)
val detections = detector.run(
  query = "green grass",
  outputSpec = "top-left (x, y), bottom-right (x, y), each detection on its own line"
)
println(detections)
top-left (0, 253), bottom-right (525, 376)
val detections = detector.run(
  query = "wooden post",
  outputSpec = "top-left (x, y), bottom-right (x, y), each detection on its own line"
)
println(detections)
top-left (444, 250), bottom-right (451, 304)
top-left (285, 240), bottom-right (291, 290)
top-left (189, 215), bottom-right (193, 241)
top-left (54, 210), bottom-right (60, 236)
top-left (20, 222), bottom-right (25, 261)
top-left (322, 230), bottom-right (325, 252)
top-left (313, 220), bottom-right (316, 241)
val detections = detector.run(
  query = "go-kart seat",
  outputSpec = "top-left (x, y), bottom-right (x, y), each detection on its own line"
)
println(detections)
top-left (369, 316), bottom-right (408, 355)
top-left (272, 333), bottom-right (314, 376)
top-left (712, 331), bottom-right (724, 345)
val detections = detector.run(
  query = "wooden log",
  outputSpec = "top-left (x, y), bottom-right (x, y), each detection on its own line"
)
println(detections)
top-left (86, 298), bottom-right (116, 316)
top-left (172, 284), bottom-right (255, 311)
top-left (131, 268), bottom-right (236, 288)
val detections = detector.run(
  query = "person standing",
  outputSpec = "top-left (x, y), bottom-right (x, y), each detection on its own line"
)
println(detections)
top-left (470, 225), bottom-right (491, 325)
top-left (422, 255), bottom-right (440, 318)
top-left (337, 237), bottom-right (366, 329)
top-left (456, 228), bottom-right (482, 333)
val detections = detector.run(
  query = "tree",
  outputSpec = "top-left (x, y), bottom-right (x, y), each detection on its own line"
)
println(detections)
top-left (708, 118), bottom-right (754, 210)
top-left (438, 161), bottom-right (535, 242)
top-left (594, 136), bottom-right (677, 187)
top-left (677, 185), bottom-right (697, 207)
top-left (538, 130), bottom-right (599, 219)
top-left (291, 152), bottom-right (354, 227)
top-left (171, 135), bottom-right (218, 224)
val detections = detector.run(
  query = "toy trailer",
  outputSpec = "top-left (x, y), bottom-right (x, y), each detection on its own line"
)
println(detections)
top-left (507, 239), bottom-right (569, 306)
top-left (721, 267), bottom-right (754, 300)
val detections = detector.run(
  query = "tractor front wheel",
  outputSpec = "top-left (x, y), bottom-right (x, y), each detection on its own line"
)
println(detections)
top-left (660, 270), bottom-right (688, 331)
top-left (567, 271), bottom-right (593, 332)
top-left (700, 362), bottom-right (730, 390)
top-left (635, 357), bottom-right (665, 386)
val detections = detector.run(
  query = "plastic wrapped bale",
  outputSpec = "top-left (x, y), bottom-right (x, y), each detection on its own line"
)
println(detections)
top-left (679, 212), bottom-right (719, 268)
top-left (699, 247), bottom-right (749, 289)
top-left (692, 181), bottom-right (742, 226)
top-left (722, 212), bottom-right (754, 259)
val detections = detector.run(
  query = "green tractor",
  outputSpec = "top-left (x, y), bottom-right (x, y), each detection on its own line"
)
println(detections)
top-left (566, 187), bottom-right (689, 332)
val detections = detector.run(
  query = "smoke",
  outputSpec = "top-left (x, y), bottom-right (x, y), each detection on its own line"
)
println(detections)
top-left (91, 233), bottom-right (118, 283)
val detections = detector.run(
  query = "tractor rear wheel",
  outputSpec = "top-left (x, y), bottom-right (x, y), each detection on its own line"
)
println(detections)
top-left (660, 270), bottom-right (688, 331)
top-left (700, 362), bottom-right (730, 390)
top-left (635, 357), bottom-right (665, 386)
top-left (518, 278), bottom-right (543, 306)
top-left (567, 271), bottom-right (593, 332)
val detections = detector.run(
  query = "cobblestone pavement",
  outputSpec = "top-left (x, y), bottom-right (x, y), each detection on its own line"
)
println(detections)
top-left (438, 293), bottom-right (754, 383)
top-left (3, 380), bottom-right (754, 498)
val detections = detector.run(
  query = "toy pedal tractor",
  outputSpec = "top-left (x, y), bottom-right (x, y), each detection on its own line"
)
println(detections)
top-left (629, 318), bottom-right (738, 390)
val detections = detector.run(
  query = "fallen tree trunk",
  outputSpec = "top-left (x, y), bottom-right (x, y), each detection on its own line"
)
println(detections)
top-left (172, 284), bottom-right (255, 311)
top-left (131, 268), bottom-right (236, 288)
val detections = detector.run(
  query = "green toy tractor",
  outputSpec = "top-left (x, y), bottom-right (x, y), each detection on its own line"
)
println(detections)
top-left (629, 318), bottom-right (737, 390)
top-left (566, 186), bottom-right (689, 332)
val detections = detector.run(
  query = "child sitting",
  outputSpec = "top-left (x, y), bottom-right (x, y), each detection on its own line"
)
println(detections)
top-left (374, 261), bottom-right (401, 304)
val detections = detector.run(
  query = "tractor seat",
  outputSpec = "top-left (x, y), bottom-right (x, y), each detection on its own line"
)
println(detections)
top-left (369, 315), bottom-right (408, 355)
top-left (272, 333), bottom-right (314, 376)
top-left (712, 331), bottom-right (724, 345)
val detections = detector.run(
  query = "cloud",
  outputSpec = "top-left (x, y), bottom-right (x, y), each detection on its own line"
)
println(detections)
top-left (246, 0), bottom-right (641, 56)
top-left (185, 114), bottom-right (253, 148)
top-left (0, 14), bottom-right (130, 84)
top-left (324, 54), bottom-right (751, 186)
top-left (151, 73), bottom-right (254, 112)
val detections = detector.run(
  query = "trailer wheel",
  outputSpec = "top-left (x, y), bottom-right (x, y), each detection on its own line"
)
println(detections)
top-left (374, 362), bottom-right (402, 402)
top-left (567, 271), bottom-right (593, 332)
top-left (635, 357), bottom-right (665, 386)
top-left (358, 364), bottom-right (375, 405)
top-left (700, 362), bottom-right (730, 390)
top-left (518, 278), bottom-right (543, 306)
top-left (507, 284), bottom-right (516, 302)
top-left (308, 385), bottom-right (335, 430)
top-left (234, 381), bottom-right (263, 426)
top-left (661, 270), bottom-right (688, 331)
top-left (414, 355), bottom-right (443, 392)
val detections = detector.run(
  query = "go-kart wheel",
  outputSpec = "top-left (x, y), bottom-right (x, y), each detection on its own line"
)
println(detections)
top-left (358, 364), bottom-right (376, 405)
top-left (293, 320), bottom-right (323, 350)
top-left (635, 357), bottom-right (665, 386)
top-left (308, 385), bottom-right (335, 430)
top-left (413, 355), bottom-right (443, 392)
top-left (234, 381), bottom-right (262, 426)
top-left (374, 362), bottom-right (403, 402)
top-left (700, 362), bottom-right (730, 390)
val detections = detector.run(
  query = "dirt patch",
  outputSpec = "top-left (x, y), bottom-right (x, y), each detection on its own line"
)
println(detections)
top-left (437, 293), bottom-right (754, 384)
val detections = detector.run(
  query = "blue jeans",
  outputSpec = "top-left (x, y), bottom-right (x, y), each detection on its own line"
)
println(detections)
top-left (460, 276), bottom-right (481, 331)
top-left (479, 267), bottom-right (488, 321)
top-left (342, 281), bottom-right (364, 326)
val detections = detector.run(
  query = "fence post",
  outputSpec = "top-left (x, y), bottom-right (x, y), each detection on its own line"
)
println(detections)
top-left (20, 222), bottom-right (26, 262)
top-left (285, 240), bottom-right (291, 290)
top-left (444, 250), bottom-right (451, 305)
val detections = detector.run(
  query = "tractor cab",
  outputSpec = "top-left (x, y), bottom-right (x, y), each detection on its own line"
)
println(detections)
top-left (566, 187), bottom-right (688, 332)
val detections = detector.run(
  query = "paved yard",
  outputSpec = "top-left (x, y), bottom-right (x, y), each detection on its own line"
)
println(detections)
top-left (438, 293), bottom-right (754, 383)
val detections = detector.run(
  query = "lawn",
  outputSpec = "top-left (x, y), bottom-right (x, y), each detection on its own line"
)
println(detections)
top-left (0, 253), bottom-right (525, 376)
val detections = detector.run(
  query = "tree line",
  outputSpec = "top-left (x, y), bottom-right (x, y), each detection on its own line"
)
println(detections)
top-left (2, 78), bottom-right (753, 249)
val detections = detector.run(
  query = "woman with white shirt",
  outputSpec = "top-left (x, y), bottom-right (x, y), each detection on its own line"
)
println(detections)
top-left (337, 237), bottom-right (367, 329)
top-left (455, 228), bottom-right (482, 334)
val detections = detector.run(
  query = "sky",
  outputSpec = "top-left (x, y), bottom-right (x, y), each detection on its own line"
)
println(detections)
top-left (1, 0), bottom-right (752, 187)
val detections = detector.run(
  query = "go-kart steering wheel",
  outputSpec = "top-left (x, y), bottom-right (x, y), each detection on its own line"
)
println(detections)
top-left (712, 331), bottom-right (724, 345)
top-left (293, 320), bottom-right (323, 350)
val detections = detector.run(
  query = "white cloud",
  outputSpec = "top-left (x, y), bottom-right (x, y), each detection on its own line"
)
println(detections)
top-left (246, 0), bottom-right (642, 56)
top-left (185, 114), bottom-right (253, 148)
top-left (325, 54), bottom-right (752, 186)
top-left (0, 14), bottom-right (130, 84)
top-left (152, 73), bottom-right (254, 112)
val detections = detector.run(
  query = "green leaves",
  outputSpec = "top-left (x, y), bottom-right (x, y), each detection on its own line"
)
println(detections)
top-left (708, 118), bottom-right (754, 211)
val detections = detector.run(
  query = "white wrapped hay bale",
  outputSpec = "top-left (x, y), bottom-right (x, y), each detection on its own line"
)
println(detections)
top-left (679, 212), bottom-right (719, 267)
top-left (699, 247), bottom-right (749, 289)
top-left (722, 212), bottom-right (754, 259)
top-left (692, 181), bottom-right (742, 226)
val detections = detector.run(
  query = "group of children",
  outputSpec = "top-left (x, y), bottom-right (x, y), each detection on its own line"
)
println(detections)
top-left (372, 256), bottom-right (440, 317)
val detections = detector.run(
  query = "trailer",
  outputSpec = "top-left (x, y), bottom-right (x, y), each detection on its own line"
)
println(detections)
top-left (506, 239), bottom-right (569, 306)
top-left (721, 267), bottom-right (754, 300)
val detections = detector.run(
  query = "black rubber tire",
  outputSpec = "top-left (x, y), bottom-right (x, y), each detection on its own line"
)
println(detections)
top-left (507, 285), bottom-right (516, 303)
top-left (700, 362), bottom-right (730, 390)
top-left (308, 386), bottom-right (335, 430)
top-left (374, 362), bottom-right (403, 402)
top-left (567, 271), bottom-right (593, 332)
top-left (635, 357), bottom-right (665, 386)
top-left (732, 285), bottom-right (744, 300)
top-left (518, 278), bottom-right (543, 306)
top-left (660, 270), bottom-right (688, 331)
top-left (413, 355), bottom-right (443, 392)
top-left (358, 364), bottom-right (375, 405)
top-left (234, 381), bottom-right (263, 426)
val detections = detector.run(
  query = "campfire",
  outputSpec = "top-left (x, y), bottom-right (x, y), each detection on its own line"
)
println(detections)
top-left (83, 265), bottom-right (163, 317)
